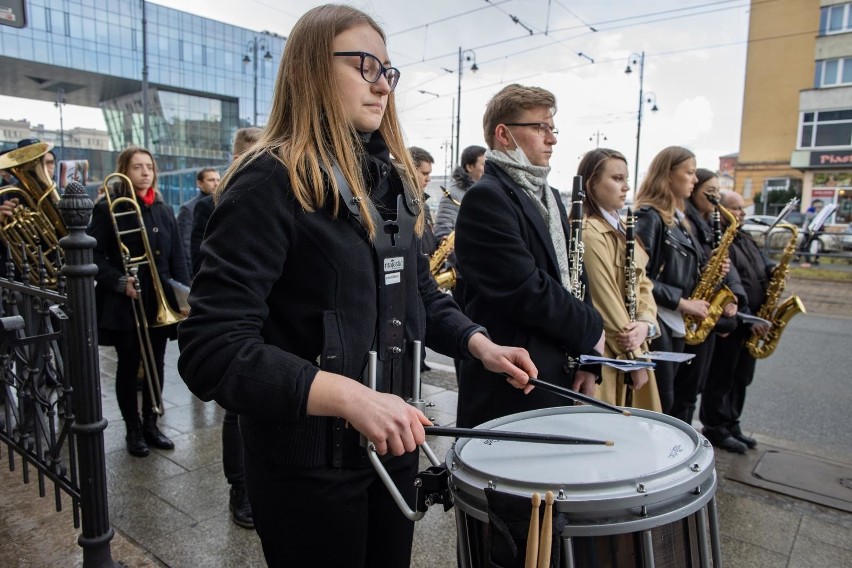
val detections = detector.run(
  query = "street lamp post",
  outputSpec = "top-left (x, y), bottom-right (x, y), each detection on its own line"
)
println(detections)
top-left (55, 88), bottom-right (66, 159)
top-left (455, 47), bottom-right (478, 168)
top-left (625, 52), bottom-right (659, 193)
top-left (590, 130), bottom-right (607, 148)
top-left (243, 37), bottom-right (273, 127)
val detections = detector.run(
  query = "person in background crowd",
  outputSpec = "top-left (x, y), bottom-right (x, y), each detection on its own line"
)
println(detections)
top-left (88, 146), bottom-right (190, 458)
top-left (577, 148), bottom-right (661, 411)
top-left (634, 146), bottom-right (708, 415)
top-left (668, 168), bottom-right (739, 425)
top-left (434, 144), bottom-right (486, 309)
top-left (434, 144), bottom-right (486, 240)
top-left (409, 146), bottom-right (438, 257)
top-left (188, 126), bottom-right (262, 530)
top-left (455, 83), bottom-right (604, 429)
top-left (701, 190), bottom-right (772, 453)
top-left (177, 6), bottom-right (536, 566)
top-left (190, 127), bottom-right (261, 277)
top-left (800, 199), bottom-right (825, 266)
top-left (177, 167), bottom-right (221, 273)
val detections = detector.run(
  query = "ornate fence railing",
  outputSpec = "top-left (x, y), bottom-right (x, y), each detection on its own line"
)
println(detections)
top-left (0, 182), bottom-right (117, 567)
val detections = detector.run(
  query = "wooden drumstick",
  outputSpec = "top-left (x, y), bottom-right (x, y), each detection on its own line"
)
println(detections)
top-left (525, 493), bottom-right (541, 568)
top-left (537, 491), bottom-right (554, 568)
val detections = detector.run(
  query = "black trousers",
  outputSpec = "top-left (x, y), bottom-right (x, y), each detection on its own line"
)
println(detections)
top-left (650, 322), bottom-right (685, 415)
top-left (700, 328), bottom-right (756, 437)
top-left (244, 447), bottom-right (418, 568)
top-left (670, 334), bottom-right (716, 426)
top-left (112, 327), bottom-right (168, 423)
top-left (222, 409), bottom-right (245, 487)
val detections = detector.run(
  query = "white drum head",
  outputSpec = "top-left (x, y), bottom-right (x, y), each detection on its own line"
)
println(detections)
top-left (448, 407), bottom-right (715, 512)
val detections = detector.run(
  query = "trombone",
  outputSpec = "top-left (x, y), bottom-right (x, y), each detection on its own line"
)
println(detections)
top-left (101, 173), bottom-right (184, 415)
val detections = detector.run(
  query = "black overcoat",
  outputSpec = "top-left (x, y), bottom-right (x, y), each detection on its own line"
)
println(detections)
top-left (88, 192), bottom-right (189, 344)
top-left (454, 161), bottom-right (603, 428)
top-left (177, 143), bottom-right (480, 468)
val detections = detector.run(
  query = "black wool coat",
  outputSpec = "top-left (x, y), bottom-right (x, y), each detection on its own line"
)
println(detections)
top-left (177, 142), bottom-right (480, 468)
top-left (454, 161), bottom-right (603, 428)
top-left (88, 193), bottom-right (190, 345)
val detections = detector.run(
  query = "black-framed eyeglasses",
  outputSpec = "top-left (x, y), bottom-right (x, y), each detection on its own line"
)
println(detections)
top-left (504, 122), bottom-right (559, 138)
top-left (333, 51), bottom-right (400, 92)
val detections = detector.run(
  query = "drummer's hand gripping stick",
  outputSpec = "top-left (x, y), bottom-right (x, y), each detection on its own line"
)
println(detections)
top-left (363, 343), bottom-right (614, 522)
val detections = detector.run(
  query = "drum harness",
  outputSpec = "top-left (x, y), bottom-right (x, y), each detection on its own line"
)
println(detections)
top-left (328, 162), bottom-right (624, 522)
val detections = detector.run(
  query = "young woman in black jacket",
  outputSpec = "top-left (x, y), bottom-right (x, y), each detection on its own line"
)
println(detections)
top-left (176, 6), bottom-right (535, 567)
top-left (88, 146), bottom-right (190, 457)
top-left (634, 146), bottom-right (708, 414)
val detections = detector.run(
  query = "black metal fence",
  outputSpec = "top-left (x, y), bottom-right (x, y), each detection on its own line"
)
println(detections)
top-left (0, 183), bottom-right (117, 567)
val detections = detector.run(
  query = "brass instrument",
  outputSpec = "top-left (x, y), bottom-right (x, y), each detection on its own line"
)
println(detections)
top-left (428, 186), bottom-right (462, 290)
top-left (102, 173), bottom-right (185, 415)
top-left (568, 176), bottom-right (585, 300)
top-left (429, 231), bottom-right (457, 289)
top-left (683, 200), bottom-right (737, 345)
top-left (0, 142), bottom-right (67, 285)
top-left (746, 223), bottom-right (806, 359)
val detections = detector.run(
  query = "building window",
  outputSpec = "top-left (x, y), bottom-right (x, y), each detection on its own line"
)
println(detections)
top-left (821, 3), bottom-right (852, 34)
top-left (816, 58), bottom-right (852, 87)
top-left (800, 110), bottom-right (852, 148)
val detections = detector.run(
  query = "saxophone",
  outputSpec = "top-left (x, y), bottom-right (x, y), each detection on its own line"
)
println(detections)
top-left (568, 176), bottom-right (585, 300)
top-left (745, 223), bottom-right (806, 359)
top-left (683, 200), bottom-right (737, 345)
top-left (428, 186), bottom-right (461, 290)
top-left (429, 231), bottom-right (456, 289)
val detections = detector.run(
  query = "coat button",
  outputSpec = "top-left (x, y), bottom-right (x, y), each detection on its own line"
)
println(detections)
top-left (155, 250), bottom-right (161, 256)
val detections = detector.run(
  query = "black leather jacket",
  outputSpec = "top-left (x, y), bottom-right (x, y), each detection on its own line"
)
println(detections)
top-left (635, 205), bottom-right (701, 311)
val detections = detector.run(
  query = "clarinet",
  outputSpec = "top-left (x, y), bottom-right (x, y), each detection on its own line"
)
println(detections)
top-left (711, 201), bottom-right (722, 248)
top-left (568, 175), bottom-right (585, 300)
top-left (624, 208), bottom-right (637, 322)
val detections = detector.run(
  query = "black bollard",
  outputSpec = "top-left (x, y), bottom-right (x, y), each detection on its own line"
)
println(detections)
top-left (58, 181), bottom-right (118, 568)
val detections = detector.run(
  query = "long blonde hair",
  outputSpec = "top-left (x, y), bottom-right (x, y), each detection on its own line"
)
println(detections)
top-left (635, 146), bottom-right (695, 226)
top-left (218, 4), bottom-right (421, 239)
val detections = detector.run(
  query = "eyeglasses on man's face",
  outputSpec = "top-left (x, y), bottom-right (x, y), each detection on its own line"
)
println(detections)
top-left (504, 122), bottom-right (559, 138)
top-left (333, 51), bottom-right (400, 92)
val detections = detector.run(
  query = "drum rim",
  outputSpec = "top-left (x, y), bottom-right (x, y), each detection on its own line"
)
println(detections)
top-left (446, 406), bottom-right (716, 513)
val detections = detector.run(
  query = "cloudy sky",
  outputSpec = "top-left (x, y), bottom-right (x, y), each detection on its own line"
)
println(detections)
top-left (2, 0), bottom-right (752, 192)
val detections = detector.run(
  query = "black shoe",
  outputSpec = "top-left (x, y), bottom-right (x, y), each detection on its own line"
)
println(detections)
top-left (731, 428), bottom-right (758, 449)
top-left (125, 418), bottom-right (149, 458)
top-left (142, 415), bottom-right (175, 450)
top-left (420, 362), bottom-right (431, 373)
top-left (713, 435), bottom-right (748, 454)
top-left (229, 486), bottom-right (255, 529)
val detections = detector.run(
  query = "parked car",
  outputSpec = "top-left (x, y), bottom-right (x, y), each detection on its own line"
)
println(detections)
top-left (742, 217), bottom-right (846, 254)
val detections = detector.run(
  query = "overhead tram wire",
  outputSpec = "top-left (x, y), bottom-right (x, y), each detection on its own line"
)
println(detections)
top-left (392, 0), bottom-right (789, 112)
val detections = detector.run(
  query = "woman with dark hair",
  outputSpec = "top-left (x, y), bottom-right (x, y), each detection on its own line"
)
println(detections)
top-left (176, 5), bottom-right (535, 566)
top-left (88, 145), bottom-right (189, 457)
top-left (634, 146), bottom-right (708, 415)
top-left (669, 169), bottom-right (740, 424)
top-left (577, 148), bottom-right (661, 411)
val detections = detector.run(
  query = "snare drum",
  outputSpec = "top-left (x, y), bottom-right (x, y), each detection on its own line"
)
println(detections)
top-left (447, 407), bottom-right (721, 568)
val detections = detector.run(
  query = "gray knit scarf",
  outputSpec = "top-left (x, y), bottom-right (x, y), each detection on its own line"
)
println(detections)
top-left (485, 149), bottom-right (572, 290)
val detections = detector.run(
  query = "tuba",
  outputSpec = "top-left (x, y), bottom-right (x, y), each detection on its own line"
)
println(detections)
top-left (102, 173), bottom-right (185, 415)
top-left (0, 142), bottom-right (67, 286)
top-left (683, 199), bottom-right (737, 345)
top-left (745, 223), bottom-right (806, 359)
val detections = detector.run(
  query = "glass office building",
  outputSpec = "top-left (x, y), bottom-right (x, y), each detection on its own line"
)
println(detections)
top-left (0, 0), bottom-right (284, 206)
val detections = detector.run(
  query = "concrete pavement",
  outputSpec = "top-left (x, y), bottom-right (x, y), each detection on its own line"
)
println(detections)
top-left (1, 274), bottom-right (851, 567)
